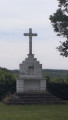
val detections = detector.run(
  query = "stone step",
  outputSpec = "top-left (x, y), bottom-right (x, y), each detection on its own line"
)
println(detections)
top-left (9, 98), bottom-right (60, 102)
top-left (3, 91), bottom-right (65, 105)
top-left (6, 100), bottom-right (63, 105)
top-left (11, 96), bottom-right (60, 101)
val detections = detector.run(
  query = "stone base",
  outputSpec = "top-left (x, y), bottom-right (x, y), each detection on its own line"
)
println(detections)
top-left (16, 79), bottom-right (46, 93)
top-left (3, 91), bottom-right (65, 105)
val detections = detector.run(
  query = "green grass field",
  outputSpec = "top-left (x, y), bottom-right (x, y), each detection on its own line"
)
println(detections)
top-left (0, 102), bottom-right (68, 120)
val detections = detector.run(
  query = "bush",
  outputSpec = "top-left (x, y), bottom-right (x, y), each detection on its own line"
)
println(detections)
top-left (48, 82), bottom-right (68, 100)
top-left (0, 71), bottom-right (16, 100)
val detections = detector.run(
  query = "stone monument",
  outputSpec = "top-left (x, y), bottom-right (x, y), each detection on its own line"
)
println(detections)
top-left (3, 28), bottom-right (64, 104)
top-left (16, 28), bottom-right (46, 93)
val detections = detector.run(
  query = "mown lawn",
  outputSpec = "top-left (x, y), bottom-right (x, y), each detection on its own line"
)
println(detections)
top-left (0, 102), bottom-right (68, 120)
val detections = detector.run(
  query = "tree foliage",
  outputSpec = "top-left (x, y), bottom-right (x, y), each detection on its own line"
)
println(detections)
top-left (0, 68), bottom-right (16, 100)
top-left (49, 0), bottom-right (68, 57)
top-left (43, 69), bottom-right (68, 82)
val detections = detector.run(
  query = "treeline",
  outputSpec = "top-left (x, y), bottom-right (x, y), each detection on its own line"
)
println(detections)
top-left (43, 69), bottom-right (68, 83)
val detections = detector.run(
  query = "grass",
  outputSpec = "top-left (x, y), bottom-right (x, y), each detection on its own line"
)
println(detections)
top-left (0, 102), bottom-right (68, 120)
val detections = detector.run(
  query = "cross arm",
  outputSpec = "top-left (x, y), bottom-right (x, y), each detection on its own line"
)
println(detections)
top-left (32, 33), bottom-right (37, 36)
top-left (24, 33), bottom-right (29, 36)
top-left (24, 33), bottom-right (37, 36)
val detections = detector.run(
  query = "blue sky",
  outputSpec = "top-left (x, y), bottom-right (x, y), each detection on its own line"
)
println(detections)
top-left (0, 0), bottom-right (68, 70)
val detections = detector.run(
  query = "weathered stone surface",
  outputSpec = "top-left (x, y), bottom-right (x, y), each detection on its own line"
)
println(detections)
top-left (16, 54), bottom-right (46, 93)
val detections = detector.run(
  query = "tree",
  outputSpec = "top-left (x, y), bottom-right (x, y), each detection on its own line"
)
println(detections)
top-left (0, 68), bottom-right (16, 100)
top-left (49, 0), bottom-right (68, 57)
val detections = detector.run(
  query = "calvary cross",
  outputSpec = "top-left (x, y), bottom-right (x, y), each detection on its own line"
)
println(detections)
top-left (24, 28), bottom-right (37, 55)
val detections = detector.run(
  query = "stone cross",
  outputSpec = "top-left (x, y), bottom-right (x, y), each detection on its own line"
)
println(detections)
top-left (24, 28), bottom-right (37, 54)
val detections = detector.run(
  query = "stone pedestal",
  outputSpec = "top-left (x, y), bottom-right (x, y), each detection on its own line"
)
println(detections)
top-left (16, 54), bottom-right (46, 93)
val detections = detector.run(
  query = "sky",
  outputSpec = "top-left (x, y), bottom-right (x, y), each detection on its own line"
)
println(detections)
top-left (0, 0), bottom-right (68, 70)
